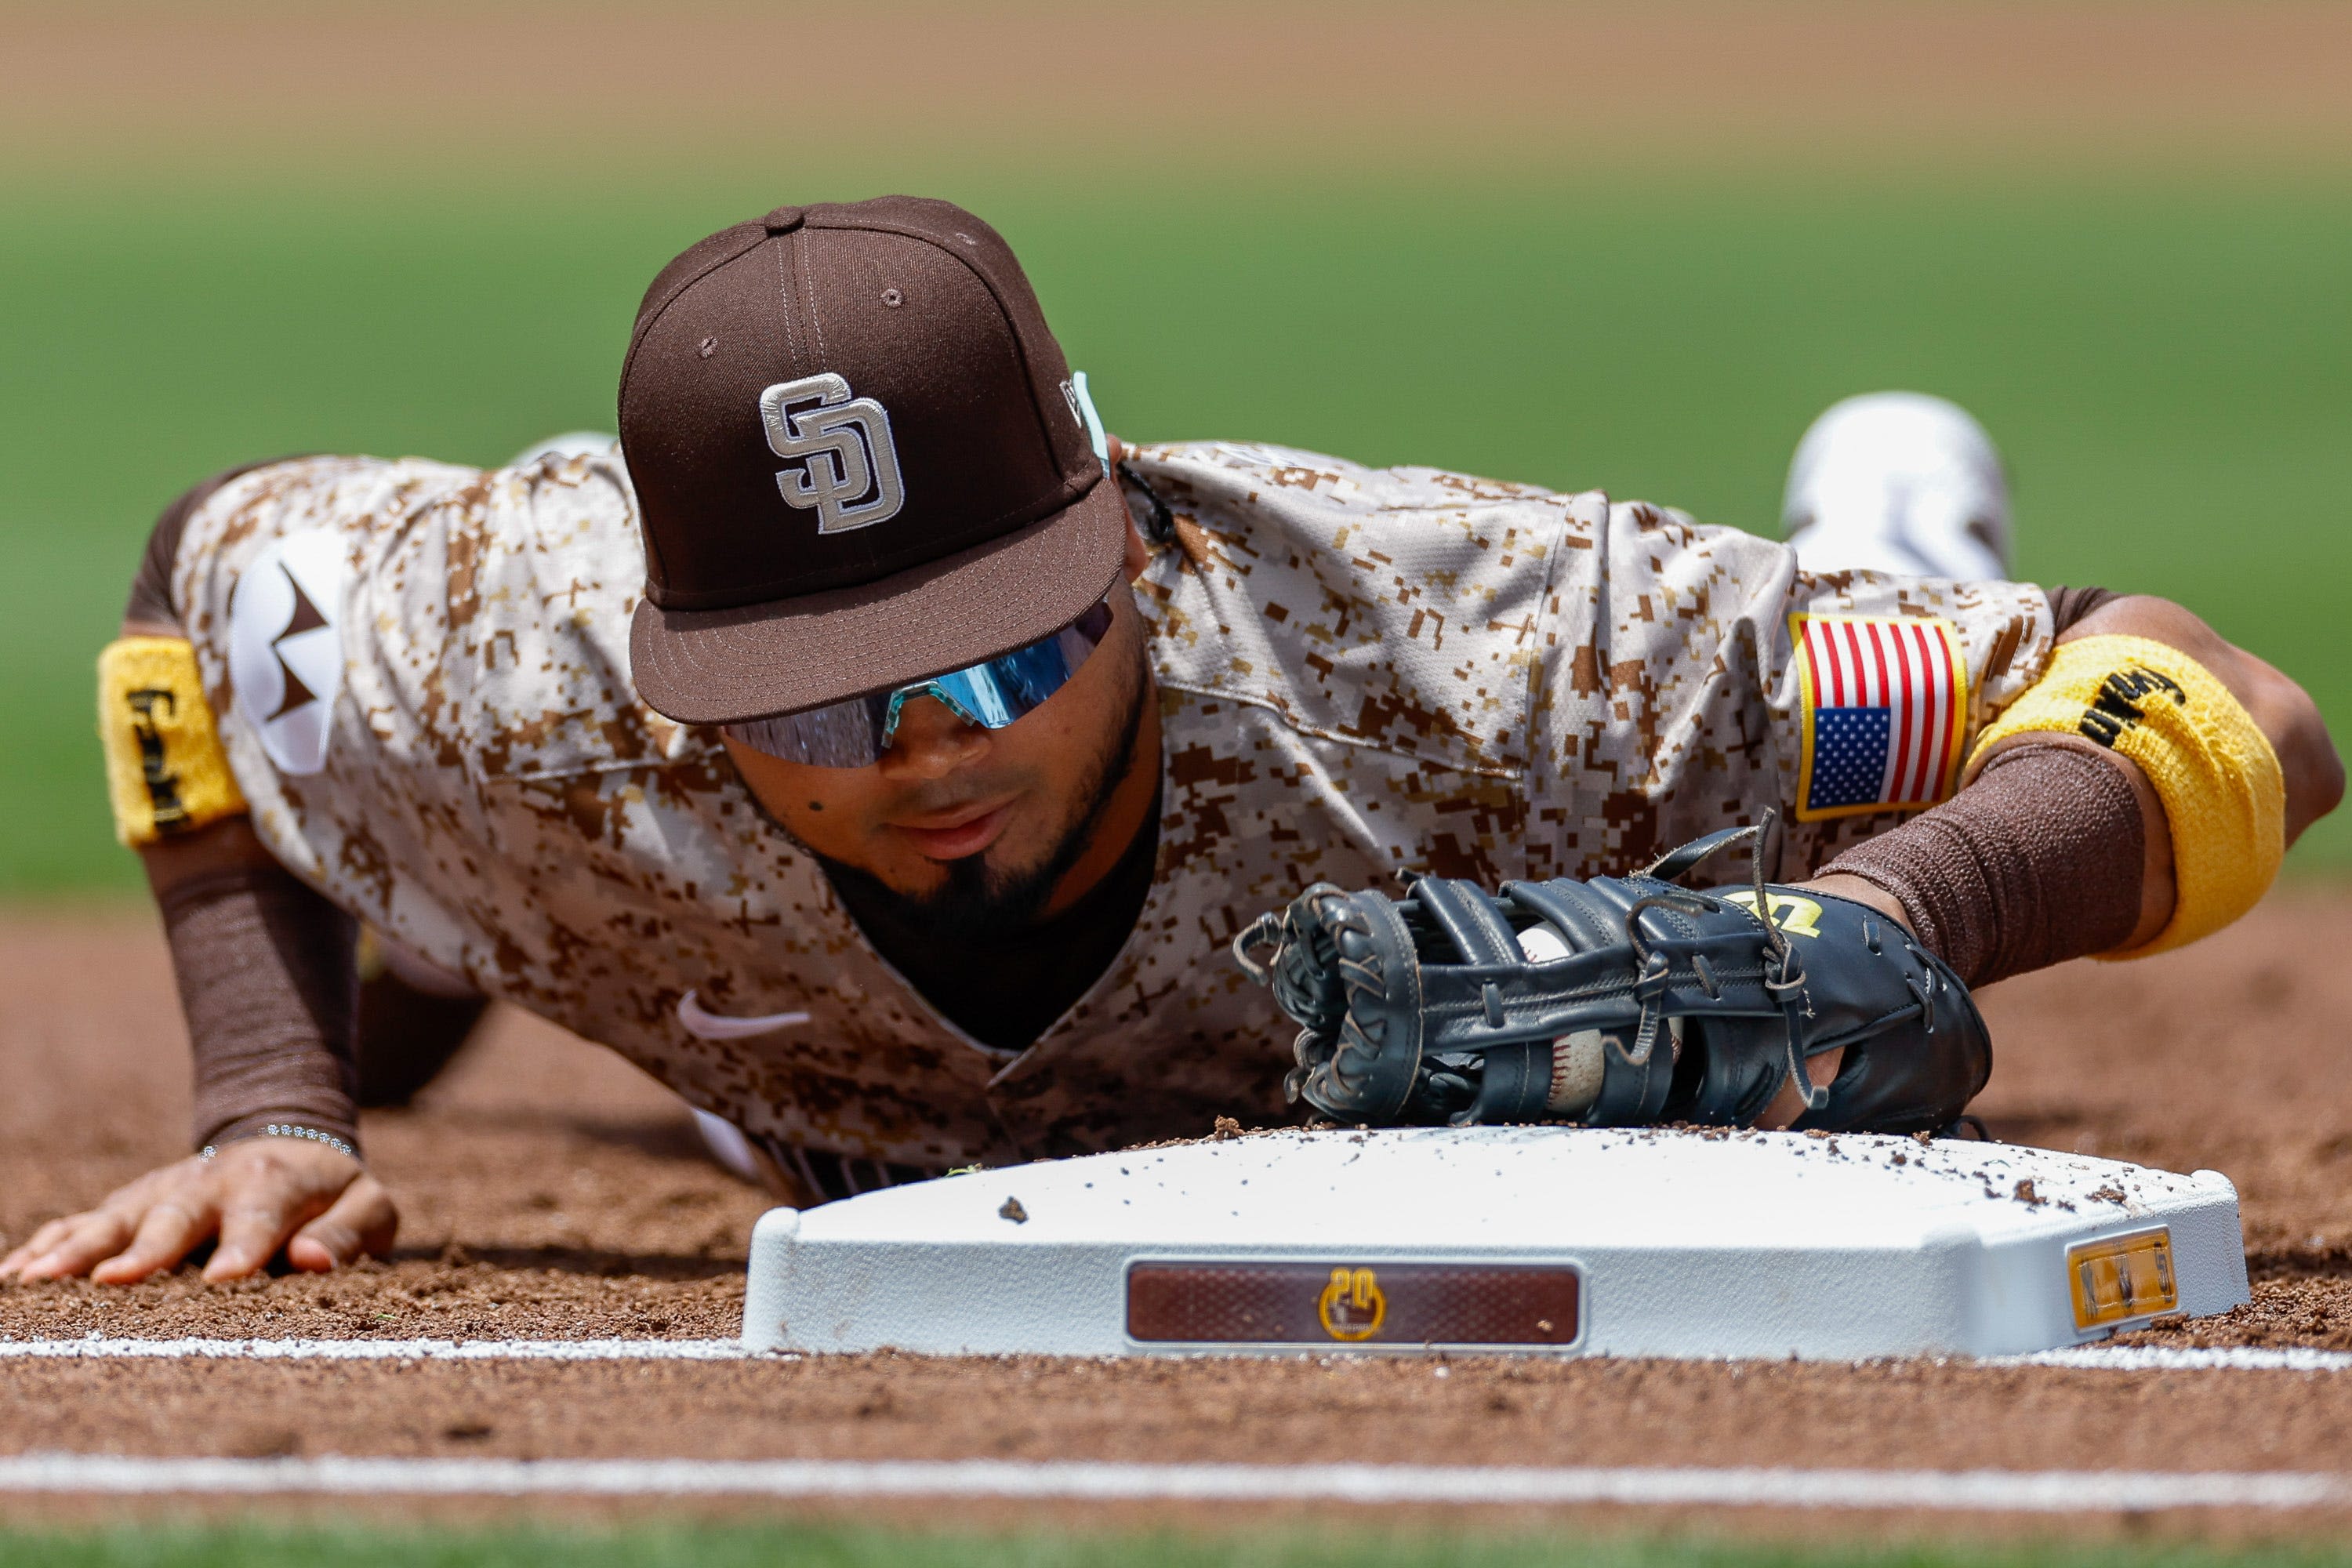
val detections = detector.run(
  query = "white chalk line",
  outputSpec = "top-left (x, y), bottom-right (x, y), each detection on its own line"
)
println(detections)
top-left (5, 1338), bottom-right (2351, 1372)
top-left (0, 1455), bottom-right (2343, 1511)
top-left (2000, 1345), bottom-right (2352, 1373)
top-left (0, 1338), bottom-right (764, 1363)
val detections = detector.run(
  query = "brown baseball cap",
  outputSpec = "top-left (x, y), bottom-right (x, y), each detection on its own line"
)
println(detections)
top-left (619, 196), bottom-right (1127, 726)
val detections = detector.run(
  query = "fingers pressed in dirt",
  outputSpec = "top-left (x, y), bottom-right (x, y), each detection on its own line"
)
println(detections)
top-left (93, 1194), bottom-right (217, 1284)
top-left (0, 1138), bottom-right (394, 1286)
top-left (207, 1196), bottom-right (314, 1283)
top-left (2, 1208), bottom-right (140, 1283)
top-left (284, 1175), bottom-right (399, 1274)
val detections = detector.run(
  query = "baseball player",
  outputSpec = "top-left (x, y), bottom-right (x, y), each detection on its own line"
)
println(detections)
top-left (5, 198), bottom-right (2336, 1285)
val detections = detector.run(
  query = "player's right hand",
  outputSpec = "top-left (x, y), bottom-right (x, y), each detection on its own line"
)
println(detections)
top-left (0, 1137), bottom-right (397, 1284)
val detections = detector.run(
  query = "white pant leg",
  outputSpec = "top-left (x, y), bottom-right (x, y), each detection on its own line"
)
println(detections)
top-left (1780, 393), bottom-right (2011, 581)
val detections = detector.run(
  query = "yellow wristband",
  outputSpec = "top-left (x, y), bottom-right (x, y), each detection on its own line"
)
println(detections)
top-left (96, 637), bottom-right (248, 848)
top-left (1967, 634), bottom-right (2283, 959)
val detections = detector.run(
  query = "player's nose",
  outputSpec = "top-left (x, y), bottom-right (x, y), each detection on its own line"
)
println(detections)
top-left (876, 695), bottom-right (989, 781)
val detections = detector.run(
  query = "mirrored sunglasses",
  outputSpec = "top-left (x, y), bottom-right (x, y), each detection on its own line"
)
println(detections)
top-left (721, 598), bottom-right (1116, 768)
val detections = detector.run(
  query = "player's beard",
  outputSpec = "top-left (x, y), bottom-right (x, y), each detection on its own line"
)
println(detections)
top-left (809, 635), bottom-right (1151, 942)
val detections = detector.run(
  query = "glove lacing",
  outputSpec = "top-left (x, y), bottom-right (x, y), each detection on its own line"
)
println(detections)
top-left (1638, 808), bottom-right (1828, 1115)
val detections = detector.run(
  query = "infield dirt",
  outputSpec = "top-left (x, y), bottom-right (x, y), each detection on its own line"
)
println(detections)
top-left (9, 1), bottom-right (2350, 173)
top-left (5, 891), bottom-right (2352, 1508)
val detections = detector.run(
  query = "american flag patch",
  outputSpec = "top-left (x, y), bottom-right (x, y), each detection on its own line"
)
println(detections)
top-left (1791, 614), bottom-right (1969, 822)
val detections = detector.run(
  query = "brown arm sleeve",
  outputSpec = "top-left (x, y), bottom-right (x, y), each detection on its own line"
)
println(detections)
top-left (155, 851), bottom-right (362, 1153)
top-left (1817, 740), bottom-right (2145, 988)
top-left (126, 462), bottom-right (361, 1152)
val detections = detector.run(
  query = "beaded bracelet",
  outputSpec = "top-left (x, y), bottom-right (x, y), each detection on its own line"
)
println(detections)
top-left (200, 1123), bottom-right (360, 1163)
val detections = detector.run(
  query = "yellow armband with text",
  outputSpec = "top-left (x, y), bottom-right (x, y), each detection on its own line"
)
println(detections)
top-left (1967, 634), bottom-right (2282, 959)
top-left (96, 637), bottom-right (248, 848)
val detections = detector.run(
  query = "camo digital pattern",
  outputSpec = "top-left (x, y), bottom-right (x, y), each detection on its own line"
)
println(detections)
top-left (169, 441), bottom-right (2053, 1167)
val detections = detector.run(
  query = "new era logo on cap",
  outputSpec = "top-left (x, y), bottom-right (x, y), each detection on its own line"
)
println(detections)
top-left (759, 374), bottom-right (905, 535)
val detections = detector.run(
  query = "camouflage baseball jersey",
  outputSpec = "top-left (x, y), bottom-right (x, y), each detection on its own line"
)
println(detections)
top-left (169, 439), bottom-right (2054, 1167)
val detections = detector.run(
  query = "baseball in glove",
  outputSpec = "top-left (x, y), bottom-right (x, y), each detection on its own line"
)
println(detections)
top-left (1230, 812), bottom-right (1989, 1134)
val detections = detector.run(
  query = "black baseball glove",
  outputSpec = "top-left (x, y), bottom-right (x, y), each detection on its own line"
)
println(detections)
top-left (1231, 814), bottom-right (1989, 1134)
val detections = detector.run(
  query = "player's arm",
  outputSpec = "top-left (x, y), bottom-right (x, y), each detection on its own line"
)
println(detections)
top-left (2048, 593), bottom-right (2342, 851)
top-left (1, 476), bottom-right (397, 1286)
top-left (1806, 593), bottom-right (2341, 984)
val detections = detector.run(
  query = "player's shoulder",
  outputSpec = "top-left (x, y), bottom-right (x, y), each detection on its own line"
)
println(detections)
top-left (178, 448), bottom-right (681, 784)
top-left (1127, 439), bottom-right (1563, 517)
top-left (440, 448), bottom-right (644, 633)
top-left (172, 449), bottom-right (639, 575)
top-left (175, 452), bottom-right (459, 554)
top-left (176, 448), bottom-right (641, 634)
top-left (1128, 441), bottom-right (1580, 779)
top-left (385, 448), bottom-right (670, 779)
top-left (169, 454), bottom-right (477, 658)
top-left (1599, 492), bottom-right (1798, 597)
top-left (429, 452), bottom-right (684, 780)
top-left (1125, 438), bottom-right (1592, 592)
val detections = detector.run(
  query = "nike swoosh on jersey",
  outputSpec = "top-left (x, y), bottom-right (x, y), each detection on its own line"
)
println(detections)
top-left (675, 989), bottom-right (811, 1041)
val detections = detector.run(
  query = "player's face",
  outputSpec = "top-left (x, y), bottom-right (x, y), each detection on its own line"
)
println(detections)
top-left (725, 583), bottom-right (1159, 928)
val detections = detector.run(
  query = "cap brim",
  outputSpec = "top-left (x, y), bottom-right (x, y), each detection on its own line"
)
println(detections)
top-left (630, 474), bottom-right (1130, 727)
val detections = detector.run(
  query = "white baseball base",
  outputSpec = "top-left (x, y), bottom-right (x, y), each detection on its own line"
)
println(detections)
top-left (740, 1126), bottom-right (2247, 1361)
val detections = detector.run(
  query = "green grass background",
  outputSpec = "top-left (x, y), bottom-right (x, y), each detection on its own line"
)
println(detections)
top-left (4, 1523), bottom-right (2351, 1568)
top-left (3, 167), bottom-right (2347, 892)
